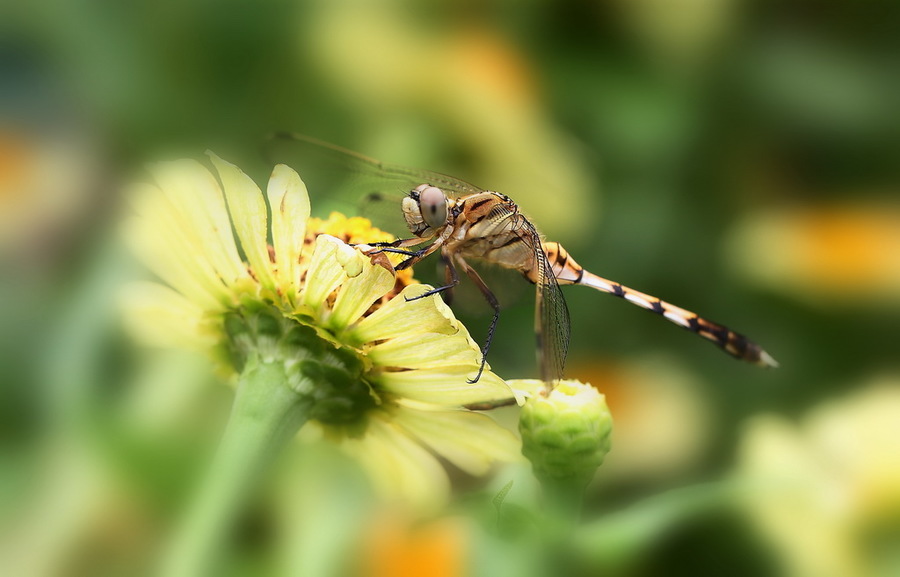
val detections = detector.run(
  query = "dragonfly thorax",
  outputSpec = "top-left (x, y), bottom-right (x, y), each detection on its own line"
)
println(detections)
top-left (403, 184), bottom-right (450, 238)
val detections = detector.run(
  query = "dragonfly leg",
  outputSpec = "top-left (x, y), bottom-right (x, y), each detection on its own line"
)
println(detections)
top-left (405, 253), bottom-right (459, 302)
top-left (366, 238), bottom-right (421, 248)
top-left (396, 238), bottom-right (444, 271)
top-left (355, 237), bottom-right (425, 257)
top-left (454, 255), bottom-right (501, 384)
top-left (372, 247), bottom-right (426, 258)
top-left (441, 253), bottom-right (456, 306)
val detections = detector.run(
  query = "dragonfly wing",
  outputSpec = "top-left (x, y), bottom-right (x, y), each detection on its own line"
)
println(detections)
top-left (520, 223), bottom-right (570, 385)
top-left (265, 133), bottom-right (485, 236)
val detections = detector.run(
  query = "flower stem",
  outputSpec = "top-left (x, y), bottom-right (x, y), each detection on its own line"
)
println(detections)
top-left (160, 356), bottom-right (311, 577)
top-left (541, 477), bottom-right (587, 533)
top-left (536, 478), bottom-right (589, 577)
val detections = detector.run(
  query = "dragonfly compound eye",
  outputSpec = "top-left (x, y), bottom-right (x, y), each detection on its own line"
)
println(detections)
top-left (416, 184), bottom-right (449, 230)
top-left (402, 184), bottom-right (443, 238)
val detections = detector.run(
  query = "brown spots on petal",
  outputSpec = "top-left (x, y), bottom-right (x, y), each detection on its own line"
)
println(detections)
top-left (366, 249), bottom-right (396, 274)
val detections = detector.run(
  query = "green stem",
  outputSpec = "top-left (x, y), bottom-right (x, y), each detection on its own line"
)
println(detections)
top-left (160, 357), bottom-right (311, 577)
top-left (535, 477), bottom-right (589, 577)
top-left (541, 477), bottom-right (587, 533)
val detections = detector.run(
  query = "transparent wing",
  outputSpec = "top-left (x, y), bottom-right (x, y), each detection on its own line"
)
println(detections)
top-left (265, 133), bottom-right (485, 236)
top-left (519, 221), bottom-right (570, 385)
top-left (458, 201), bottom-right (569, 384)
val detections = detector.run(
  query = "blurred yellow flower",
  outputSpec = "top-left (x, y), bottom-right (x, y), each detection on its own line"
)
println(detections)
top-left (120, 155), bottom-right (520, 507)
top-left (360, 512), bottom-right (468, 577)
top-left (568, 356), bottom-right (713, 481)
top-left (615, 0), bottom-right (736, 70)
top-left (0, 128), bottom-right (101, 257)
top-left (736, 379), bottom-right (900, 577)
top-left (727, 203), bottom-right (900, 305)
top-left (302, 6), bottom-right (597, 237)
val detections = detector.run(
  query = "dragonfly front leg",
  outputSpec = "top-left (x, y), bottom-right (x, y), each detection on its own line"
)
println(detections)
top-left (360, 237), bottom-right (425, 257)
top-left (371, 247), bottom-right (427, 258)
top-left (396, 237), bottom-right (444, 271)
top-left (454, 255), bottom-right (501, 384)
top-left (359, 237), bottom-right (440, 269)
top-left (366, 238), bottom-right (420, 248)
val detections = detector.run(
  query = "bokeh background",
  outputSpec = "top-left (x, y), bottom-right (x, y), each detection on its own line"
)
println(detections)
top-left (1, 1), bottom-right (898, 576)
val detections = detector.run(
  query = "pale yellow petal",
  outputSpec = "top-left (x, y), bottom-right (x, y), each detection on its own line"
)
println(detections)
top-left (368, 331), bottom-right (481, 370)
top-left (266, 165), bottom-right (310, 295)
top-left (146, 161), bottom-right (247, 286)
top-left (332, 238), bottom-right (364, 277)
top-left (301, 235), bottom-right (352, 313)
top-left (377, 368), bottom-right (512, 406)
top-left (208, 153), bottom-right (277, 291)
top-left (346, 418), bottom-right (449, 508)
top-left (121, 216), bottom-right (227, 310)
top-left (328, 257), bottom-right (395, 331)
top-left (350, 284), bottom-right (458, 344)
top-left (180, 159), bottom-right (248, 284)
top-left (125, 184), bottom-right (234, 303)
top-left (504, 379), bottom-right (544, 400)
top-left (119, 281), bottom-right (219, 349)
top-left (395, 409), bottom-right (521, 475)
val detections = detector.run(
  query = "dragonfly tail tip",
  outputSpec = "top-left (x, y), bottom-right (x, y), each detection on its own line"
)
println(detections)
top-left (759, 350), bottom-right (779, 369)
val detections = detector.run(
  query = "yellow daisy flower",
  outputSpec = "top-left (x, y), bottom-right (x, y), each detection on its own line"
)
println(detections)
top-left (726, 203), bottom-right (900, 306)
top-left (736, 380), bottom-right (900, 577)
top-left (120, 154), bottom-right (521, 511)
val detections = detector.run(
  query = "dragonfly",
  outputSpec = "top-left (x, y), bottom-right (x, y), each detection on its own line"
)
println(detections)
top-left (267, 133), bottom-right (778, 386)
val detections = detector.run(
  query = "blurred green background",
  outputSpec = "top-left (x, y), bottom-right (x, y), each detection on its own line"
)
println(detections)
top-left (1, 1), bottom-right (898, 576)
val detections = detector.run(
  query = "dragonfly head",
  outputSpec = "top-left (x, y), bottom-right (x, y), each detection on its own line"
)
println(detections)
top-left (403, 184), bottom-right (449, 238)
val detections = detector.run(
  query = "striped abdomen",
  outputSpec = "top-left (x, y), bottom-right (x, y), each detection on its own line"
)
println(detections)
top-left (542, 242), bottom-right (777, 368)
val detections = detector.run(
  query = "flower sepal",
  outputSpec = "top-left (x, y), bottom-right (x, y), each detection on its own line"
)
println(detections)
top-left (222, 305), bottom-right (375, 429)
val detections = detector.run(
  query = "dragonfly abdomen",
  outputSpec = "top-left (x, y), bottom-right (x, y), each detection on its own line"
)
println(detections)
top-left (541, 242), bottom-right (778, 368)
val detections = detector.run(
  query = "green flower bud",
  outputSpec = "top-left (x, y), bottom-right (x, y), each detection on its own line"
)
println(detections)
top-left (519, 380), bottom-right (613, 486)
